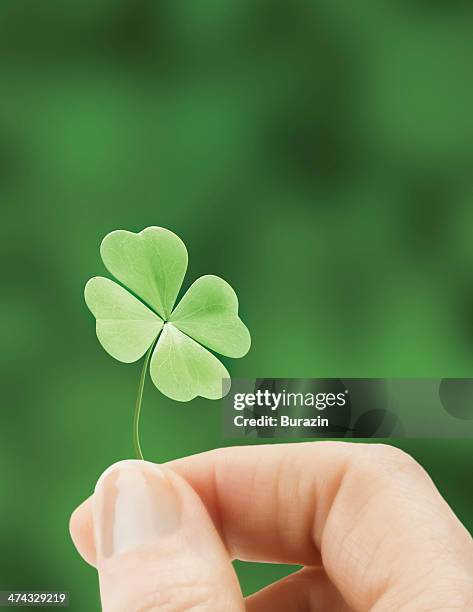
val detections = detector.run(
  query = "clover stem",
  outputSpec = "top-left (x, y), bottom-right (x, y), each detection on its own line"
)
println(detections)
top-left (133, 342), bottom-right (155, 460)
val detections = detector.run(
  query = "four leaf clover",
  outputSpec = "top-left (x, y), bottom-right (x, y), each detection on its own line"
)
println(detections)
top-left (84, 226), bottom-right (250, 457)
top-left (85, 225), bottom-right (250, 400)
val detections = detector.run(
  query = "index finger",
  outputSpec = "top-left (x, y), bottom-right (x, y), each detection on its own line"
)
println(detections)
top-left (71, 442), bottom-right (473, 610)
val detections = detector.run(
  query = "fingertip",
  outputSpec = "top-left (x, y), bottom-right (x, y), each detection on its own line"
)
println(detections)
top-left (68, 461), bottom-right (167, 569)
top-left (92, 461), bottom-right (242, 612)
top-left (70, 497), bottom-right (96, 567)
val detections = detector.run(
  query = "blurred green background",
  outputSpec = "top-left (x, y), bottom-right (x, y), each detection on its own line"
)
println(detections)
top-left (1, 1), bottom-right (473, 609)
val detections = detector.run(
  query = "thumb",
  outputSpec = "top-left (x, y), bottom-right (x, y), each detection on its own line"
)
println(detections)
top-left (92, 460), bottom-right (244, 612)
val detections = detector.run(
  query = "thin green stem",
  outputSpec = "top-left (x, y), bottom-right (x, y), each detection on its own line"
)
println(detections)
top-left (133, 342), bottom-right (155, 460)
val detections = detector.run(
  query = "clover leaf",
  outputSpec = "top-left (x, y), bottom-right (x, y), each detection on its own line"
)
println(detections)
top-left (84, 226), bottom-right (251, 458)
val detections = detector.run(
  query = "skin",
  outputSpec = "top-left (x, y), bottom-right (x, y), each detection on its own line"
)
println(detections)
top-left (70, 442), bottom-right (473, 611)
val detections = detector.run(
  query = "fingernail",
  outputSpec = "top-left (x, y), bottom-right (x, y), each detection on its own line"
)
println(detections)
top-left (93, 460), bottom-right (180, 559)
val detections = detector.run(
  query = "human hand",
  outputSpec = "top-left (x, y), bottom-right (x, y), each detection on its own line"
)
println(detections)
top-left (70, 442), bottom-right (473, 611)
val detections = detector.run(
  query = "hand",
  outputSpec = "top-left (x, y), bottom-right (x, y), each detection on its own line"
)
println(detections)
top-left (70, 442), bottom-right (473, 611)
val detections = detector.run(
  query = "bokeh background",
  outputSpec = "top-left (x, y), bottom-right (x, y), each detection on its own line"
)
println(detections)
top-left (1, 1), bottom-right (473, 609)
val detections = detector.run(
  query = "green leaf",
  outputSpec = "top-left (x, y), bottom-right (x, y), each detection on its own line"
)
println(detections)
top-left (149, 323), bottom-right (229, 401)
top-left (85, 276), bottom-right (163, 363)
top-left (100, 227), bottom-right (188, 320)
top-left (169, 275), bottom-right (251, 358)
